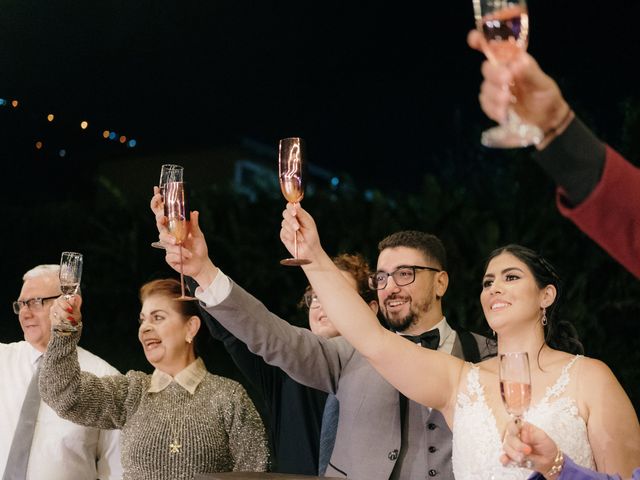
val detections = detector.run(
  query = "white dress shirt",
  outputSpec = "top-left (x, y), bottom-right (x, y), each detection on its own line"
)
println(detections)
top-left (0, 341), bottom-right (123, 480)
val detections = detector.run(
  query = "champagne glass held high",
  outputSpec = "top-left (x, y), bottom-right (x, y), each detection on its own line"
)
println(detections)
top-left (279, 137), bottom-right (311, 266)
top-left (164, 181), bottom-right (196, 300)
top-left (55, 252), bottom-right (83, 333)
top-left (499, 351), bottom-right (533, 468)
top-left (473, 0), bottom-right (543, 148)
top-left (151, 164), bottom-right (184, 249)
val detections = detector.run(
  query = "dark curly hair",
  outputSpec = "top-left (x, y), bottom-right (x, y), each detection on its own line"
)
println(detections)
top-left (299, 252), bottom-right (375, 308)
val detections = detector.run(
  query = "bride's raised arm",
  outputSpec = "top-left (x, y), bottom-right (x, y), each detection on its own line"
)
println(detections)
top-left (280, 203), bottom-right (465, 415)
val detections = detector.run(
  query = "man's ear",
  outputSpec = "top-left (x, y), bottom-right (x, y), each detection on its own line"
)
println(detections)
top-left (368, 300), bottom-right (379, 315)
top-left (435, 271), bottom-right (449, 299)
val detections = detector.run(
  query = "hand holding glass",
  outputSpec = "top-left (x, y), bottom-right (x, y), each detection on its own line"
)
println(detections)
top-left (55, 252), bottom-right (83, 333)
top-left (279, 137), bottom-right (311, 266)
top-left (473, 0), bottom-right (543, 148)
top-left (151, 164), bottom-right (184, 249)
top-left (499, 351), bottom-right (532, 468)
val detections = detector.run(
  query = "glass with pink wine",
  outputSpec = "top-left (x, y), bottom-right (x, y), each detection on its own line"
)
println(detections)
top-left (499, 351), bottom-right (532, 467)
top-left (164, 180), bottom-right (195, 300)
top-left (279, 137), bottom-right (311, 266)
top-left (151, 164), bottom-right (184, 249)
top-left (473, 0), bottom-right (543, 148)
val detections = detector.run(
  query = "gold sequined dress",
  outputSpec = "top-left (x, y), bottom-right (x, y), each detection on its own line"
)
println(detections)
top-left (40, 332), bottom-right (269, 480)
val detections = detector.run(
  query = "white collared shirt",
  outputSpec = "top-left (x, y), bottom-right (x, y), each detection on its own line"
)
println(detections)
top-left (431, 316), bottom-right (457, 355)
top-left (0, 341), bottom-right (123, 480)
top-left (148, 357), bottom-right (208, 394)
top-left (194, 268), bottom-right (232, 306)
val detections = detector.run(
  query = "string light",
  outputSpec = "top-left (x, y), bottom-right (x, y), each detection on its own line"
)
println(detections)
top-left (1, 94), bottom-right (139, 154)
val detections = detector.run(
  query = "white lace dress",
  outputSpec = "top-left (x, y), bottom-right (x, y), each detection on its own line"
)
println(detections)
top-left (452, 355), bottom-right (595, 480)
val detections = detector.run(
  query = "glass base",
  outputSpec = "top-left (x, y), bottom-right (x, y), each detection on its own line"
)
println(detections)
top-left (151, 241), bottom-right (165, 249)
top-left (481, 123), bottom-right (543, 149)
top-left (175, 295), bottom-right (197, 301)
top-left (280, 258), bottom-right (312, 266)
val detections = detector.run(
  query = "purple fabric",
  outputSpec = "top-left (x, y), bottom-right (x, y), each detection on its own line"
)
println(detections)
top-left (527, 455), bottom-right (640, 480)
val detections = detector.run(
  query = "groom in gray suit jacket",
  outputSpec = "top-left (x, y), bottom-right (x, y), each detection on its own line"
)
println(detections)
top-left (169, 224), bottom-right (494, 479)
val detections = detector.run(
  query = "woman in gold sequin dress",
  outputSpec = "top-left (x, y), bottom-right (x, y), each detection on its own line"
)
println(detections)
top-left (40, 278), bottom-right (268, 480)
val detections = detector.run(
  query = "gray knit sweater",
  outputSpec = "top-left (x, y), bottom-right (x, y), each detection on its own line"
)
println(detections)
top-left (40, 333), bottom-right (268, 480)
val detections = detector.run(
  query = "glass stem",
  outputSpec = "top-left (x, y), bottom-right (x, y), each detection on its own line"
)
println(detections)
top-left (505, 108), bottom-right (522, 128)
top-left (293, 231), bottom-right (298, 259)
top-left (179, 245), bottom-right (186, 298)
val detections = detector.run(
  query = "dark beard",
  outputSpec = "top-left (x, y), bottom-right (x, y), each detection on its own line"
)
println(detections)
top-left (384, 310), bottom-right (417, 333)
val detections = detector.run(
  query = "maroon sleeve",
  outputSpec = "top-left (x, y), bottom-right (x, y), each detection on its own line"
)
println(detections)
top-left (556, 146), bottom-right (640, 278)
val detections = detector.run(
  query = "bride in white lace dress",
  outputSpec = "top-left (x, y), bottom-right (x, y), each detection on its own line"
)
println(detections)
top-left (280, 204), bottom-right (640, 479)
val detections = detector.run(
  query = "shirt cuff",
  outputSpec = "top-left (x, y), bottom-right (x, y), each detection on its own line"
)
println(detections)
top-left (194, 269), bottom-right (232, 306)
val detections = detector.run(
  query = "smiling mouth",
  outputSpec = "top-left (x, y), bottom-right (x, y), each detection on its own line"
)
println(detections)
top-left (491, 302), bottom-right (510, 310)
top-left (385, 299), bottom-right (408, 309)
top-left (143, 339), bottom-right (161, 349)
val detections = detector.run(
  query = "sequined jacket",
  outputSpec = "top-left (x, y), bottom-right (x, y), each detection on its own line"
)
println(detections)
top-left (40, 333), bottom-right (268, 480)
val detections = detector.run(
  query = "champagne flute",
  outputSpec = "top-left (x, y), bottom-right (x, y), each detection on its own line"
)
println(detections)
top-left (164, 180), bottom-right (195, 300)
top-left (499, 351), bottom-right (532, 467)
top-left (279, 137), bottom-right (311, 266)
top-left (151, 164), bottom-right (184, 249)
top-left (55, 252), bottom-right (83, 333)
top-left (473, 0), bottom-right (543, 148)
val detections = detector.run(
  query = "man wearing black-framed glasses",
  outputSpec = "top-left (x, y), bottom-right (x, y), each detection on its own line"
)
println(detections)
top-left (1, 264), bottom-right (122, 479)
top-left (368, 230), bottom-right (494, 479)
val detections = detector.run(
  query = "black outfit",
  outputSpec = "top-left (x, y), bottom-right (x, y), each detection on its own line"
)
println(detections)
top-left (190, 279), bottom-right (327, 475)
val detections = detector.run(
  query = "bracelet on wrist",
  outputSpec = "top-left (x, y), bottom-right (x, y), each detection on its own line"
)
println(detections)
top-left (544, 449), bottom-right (564, 479)
top-left (537, 108), bottom-right (575, 150)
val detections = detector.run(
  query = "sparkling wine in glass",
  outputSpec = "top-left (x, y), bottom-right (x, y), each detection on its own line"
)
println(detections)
top-left (151, 164), bottom-right (184, 249)
top-left (279, 137), bottom-right (311, 266)
top-left (499, 351), bottom-right (532, 467)
top-left (473, 0), bottom-right (543, 148)
top-left (164, 180), bottom-right (195, 300)
top-left (55, 252), bottom-right (83, 333)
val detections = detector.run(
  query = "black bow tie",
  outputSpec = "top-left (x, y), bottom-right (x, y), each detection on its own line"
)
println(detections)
top-left (401, 329), bottom-right (440, 350)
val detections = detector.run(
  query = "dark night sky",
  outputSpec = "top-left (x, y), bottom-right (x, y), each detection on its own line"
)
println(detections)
top-left (2, 0), bottom-right (639, 195)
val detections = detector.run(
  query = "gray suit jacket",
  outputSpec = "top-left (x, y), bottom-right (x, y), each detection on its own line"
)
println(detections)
top-left (206, 281), bottom-right (494, 479)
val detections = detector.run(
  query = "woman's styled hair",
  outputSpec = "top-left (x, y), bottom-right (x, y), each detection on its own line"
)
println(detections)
top-left (486, 244), bottom-right (583, 355)
top-left (139, 278), bottom-right (200, 320)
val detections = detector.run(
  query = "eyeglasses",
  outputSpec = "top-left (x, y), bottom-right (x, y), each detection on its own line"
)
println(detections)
top-left (368, 265), bottom-right (441, 290)
top-left (12, 296), bottom-right (58, 315)
top-left (303, 292), bottom-right (320, 309)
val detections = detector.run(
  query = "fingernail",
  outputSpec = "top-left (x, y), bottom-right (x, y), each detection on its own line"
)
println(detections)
top-left (67, 307), bottom-right (73, 314)
top-left (68, 317), bottom-right (76, 324)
